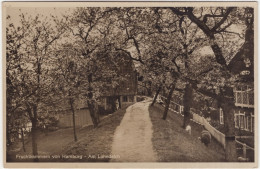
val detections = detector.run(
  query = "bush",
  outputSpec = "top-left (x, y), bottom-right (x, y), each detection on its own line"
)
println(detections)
top-left (98, 105), bottom-right (113, 115)
top-left (137, 96), bottom-right (145, 102)
top-left (38, 115), bottom-right (59, 131)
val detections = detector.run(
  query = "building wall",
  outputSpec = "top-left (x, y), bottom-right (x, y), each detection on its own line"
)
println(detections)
top-left (218, 85), bottom-right (254, 133)
top-left (219, 107), bottom-right (254, 133)
top-left (101, 95), bottom-right (136, 112)
top-left (99, 52), bottom-right (137, 111)
top-left (120, 95), bottom-right (136, 108)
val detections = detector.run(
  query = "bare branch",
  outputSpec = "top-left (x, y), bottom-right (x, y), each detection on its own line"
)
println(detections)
top-left (211, 7), bottom-right (235, 32)
top-left (115, 47), bottom-right (144, 64)
top-left (221, 31), bottom-right (244, 39)
top-left (169, 7), bottom-right (188, 16)
top-left (215, 22), bottom-right (233, 33)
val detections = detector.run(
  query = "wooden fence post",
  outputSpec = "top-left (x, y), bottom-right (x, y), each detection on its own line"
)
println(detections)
top-left (243, 143), bottom-right (247, 158)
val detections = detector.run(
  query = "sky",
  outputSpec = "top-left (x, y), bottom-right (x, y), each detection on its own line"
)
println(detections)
top-left (6, 7), bottom-right (72, 26)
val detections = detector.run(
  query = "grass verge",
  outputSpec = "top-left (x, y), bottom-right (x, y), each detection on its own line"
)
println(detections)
top-left (149, 103), bottom-right (225, 162)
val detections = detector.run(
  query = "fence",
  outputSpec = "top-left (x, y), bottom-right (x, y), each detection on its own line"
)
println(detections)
top-left (160, 95), bottom-right (254, 160)
top-left (58, 108), bottom-right (93, 128)
top-left (236, 139), bottom-right (254, 161)
top-left (192, 113), bottom-right (226, 148)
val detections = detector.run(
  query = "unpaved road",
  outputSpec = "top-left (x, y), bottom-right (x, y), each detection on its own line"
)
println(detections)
top-left (111, 98), bottom-right (157, 162)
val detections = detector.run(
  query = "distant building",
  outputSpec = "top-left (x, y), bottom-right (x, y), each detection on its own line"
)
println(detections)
top-left (220, 7), bottom-right (254, 133)
top-left (99, 51), bottom-right (138, 113)
top-left (50, 50), bottom-right (138, 128)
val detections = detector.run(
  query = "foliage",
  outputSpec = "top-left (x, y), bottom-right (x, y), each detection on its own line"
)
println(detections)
top-left (6, 11), bottom-right (67, 155)
top-left (6, 7), bottom-right (252, 161)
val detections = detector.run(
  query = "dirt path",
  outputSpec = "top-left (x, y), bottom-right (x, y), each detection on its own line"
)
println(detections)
top-left (111, 98), bottom-right (157, 162)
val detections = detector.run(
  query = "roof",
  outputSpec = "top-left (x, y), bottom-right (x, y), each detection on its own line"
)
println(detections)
top-left (101, 51), bottom-right (137, 96)
top-left (228, 8), bottom-right (254, 83)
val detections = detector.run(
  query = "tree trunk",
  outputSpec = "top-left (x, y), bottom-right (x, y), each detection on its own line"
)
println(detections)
top-left (162, 82), bottom-right (176, 120)
top-left (69, 98), bottom-right (77, 142)
top-left (6, 96), bottom-right (12, 146)
top-left (94, 102), bottom-right (100, 124)
top-left (151, 86), bottom-right (161, 106)
top-left (172, 7), bottom-right (240, 162)
top-left (188, 11), bottom-right (237, 161)
top-left (182, 83), bottom-right (193, 128)
top-left (87, 73), bottom-right (100, 127)
top-left (6, 122), bottom-right (11, 146)
top-left (221, 97), bottom-right (237, 162)
top-left (146, 81), bottom-right (152, 96)
top-left (111, 96), bottom-right (117, 112)
top-left (88, 101), bottom-right (99, 128)
top-left (21, 128), bottom-right (26, 152)
top-left (117, 96), bottom-right (122, 109)
top-left (31, 119), bottom-right (39, 162)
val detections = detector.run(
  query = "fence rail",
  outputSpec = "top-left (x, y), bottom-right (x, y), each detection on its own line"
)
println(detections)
top-left (159, 95), bottom-right (254, 160)
top-left (191, 111), bottom-right (226, 148)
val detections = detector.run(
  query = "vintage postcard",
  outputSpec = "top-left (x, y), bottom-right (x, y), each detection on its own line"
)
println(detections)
top-left (2, 1), bottom-right (258, 168)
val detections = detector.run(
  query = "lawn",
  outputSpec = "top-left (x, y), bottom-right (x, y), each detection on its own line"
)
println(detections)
top-left (149, 103), bottom-right (226, 162)
top-left (7, 105), bottom-right (129, 162)
top-left (59, 105), bottom-right (130, 162)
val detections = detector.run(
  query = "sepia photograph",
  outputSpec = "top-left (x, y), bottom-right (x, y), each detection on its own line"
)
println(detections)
top-left (3, 2), bottom-right (257, 168)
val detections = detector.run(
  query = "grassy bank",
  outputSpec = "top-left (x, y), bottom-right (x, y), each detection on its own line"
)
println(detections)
top-left (149, 103), bottom-right (225, 162)
top-left (60, 106), bottom-right (129, 162)
top-left (7, 105), bottom-right (129, 162)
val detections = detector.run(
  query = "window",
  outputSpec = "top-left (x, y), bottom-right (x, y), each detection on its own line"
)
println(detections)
top-left (249, 92), bottom-right (254, 105)
top-left (235, 110), bottom-right (254, 132)
top-left (239, 113), bottom-right (245, 129)
top-left (236, 92), bottom-right (242, 104)
top-left (220, 108), bottom-right (224, 124)
top-left (123, 96), bottom-right (128, 102)
top-left (235, 112), bottom-right (239, 128)
top-left (234, 85), bottom-right (254, 107)
top-left (242, 92), bottom-right (248, 105)
top-left (248, 115), bottom-right (252, 131)
top-left (244, 116), bottom-right (249, 131)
